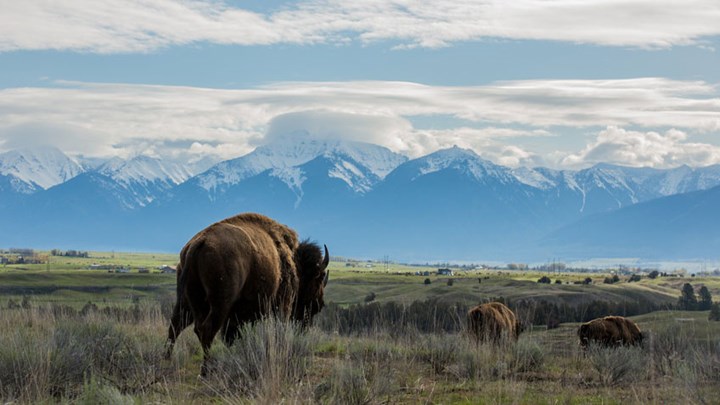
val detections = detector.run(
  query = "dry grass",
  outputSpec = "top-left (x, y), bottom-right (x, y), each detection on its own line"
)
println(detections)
top-left (0, 301), bottom-right (718, 404)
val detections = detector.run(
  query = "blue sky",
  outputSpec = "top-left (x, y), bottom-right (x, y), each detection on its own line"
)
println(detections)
top-left (1, 0), bottom-right (719, 169)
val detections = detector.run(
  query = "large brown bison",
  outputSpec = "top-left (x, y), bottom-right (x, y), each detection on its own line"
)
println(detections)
top-left (577, 316), bottom-right (643, 349)
top-left (467, 302), bottom-right (522, 343)
top-left (164, 213), bottom-right (329, 375)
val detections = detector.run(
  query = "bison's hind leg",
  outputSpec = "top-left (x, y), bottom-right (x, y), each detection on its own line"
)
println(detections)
top-left (165, 301), bottom-right (193, 359)
top-left (194, 299), bottom-right (234, 377)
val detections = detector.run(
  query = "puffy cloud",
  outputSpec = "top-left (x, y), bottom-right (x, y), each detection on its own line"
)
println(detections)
top-left (562, 126), bottom-right (720, 168)
top-left (265, 110), bottom-right (413, 146)
top-left (0, 79), bottom-right (718, 168)
top-left (1, 1), bottom-right (720, 53)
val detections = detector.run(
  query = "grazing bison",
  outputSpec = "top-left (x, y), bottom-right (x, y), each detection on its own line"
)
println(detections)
top-left (577, 316), bottom-right (643, 349)
top-left (164, 213), bottom-right (330, 375)
top-left (467, 302), bottom-right (522, 343)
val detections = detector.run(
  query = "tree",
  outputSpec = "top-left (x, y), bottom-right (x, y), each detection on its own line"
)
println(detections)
top-left (698, 286), bottom-right (713, 311)
top-left (604, 274), bottom-right (620, 284)
top-left (678, 283), bottom-right (698, 310)
top-left (648, 270), bottom-right (660, 279)
top-left (709, 303), bottom-right (720, 321)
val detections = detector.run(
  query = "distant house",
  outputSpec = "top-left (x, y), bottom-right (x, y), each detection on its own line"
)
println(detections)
top-left (159, 265), bottom-right (177, 274)
top-left (437, 268), bottom-right (453, 276)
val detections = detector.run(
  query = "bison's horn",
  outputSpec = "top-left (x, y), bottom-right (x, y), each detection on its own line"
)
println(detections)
top-left (323, 270), bottom-right (330, 287)
top-left (321, 244), bottom-right (330, 270)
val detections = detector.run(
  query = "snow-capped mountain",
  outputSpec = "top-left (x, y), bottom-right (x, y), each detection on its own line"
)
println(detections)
top-left (2, 141), bottom-right (720, 260)
top-left (0, 146), bottom-right (84, 191)
top-left (193, 139), bottom-right (407, 197)
top-left (97, 156), bottom-right (194, 208)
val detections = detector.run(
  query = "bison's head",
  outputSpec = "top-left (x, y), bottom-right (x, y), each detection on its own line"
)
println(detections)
top-left (577, 324), bottom-right (591, 346)
top-left (293, 241), bottom-right (330, 327)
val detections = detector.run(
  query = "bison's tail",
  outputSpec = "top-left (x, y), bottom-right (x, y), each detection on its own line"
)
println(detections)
top-left (178, 238), bottom-right (205, 296)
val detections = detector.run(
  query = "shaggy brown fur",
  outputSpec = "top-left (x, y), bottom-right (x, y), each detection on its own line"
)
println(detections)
top-left (577, 316), bottom-right (643, 349)
top-left (467, 302), bottom-right (522, 343)
top-left (164, 213), bottom-right (329, 375)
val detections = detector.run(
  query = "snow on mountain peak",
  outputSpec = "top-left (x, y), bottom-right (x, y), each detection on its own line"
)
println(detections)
top-left (197, 139), bottom-right (406, 192)
top-left (413, 146), bottom-right (514, 183)
top-left (0, 146), bottom-right (83, 189)
top-left (99, 155), bottom-right (192, 185)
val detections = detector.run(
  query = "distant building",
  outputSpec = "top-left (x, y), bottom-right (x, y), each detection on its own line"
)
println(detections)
top-left (159, 265), bottom-right (177, 274)
top-left (437, 268), bottom-right (453, 276)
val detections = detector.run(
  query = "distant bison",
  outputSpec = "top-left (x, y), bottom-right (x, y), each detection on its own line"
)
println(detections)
top-left (577, 316), bottom-right (643, 349)
top-left (164, 213), bottom-right (330, 375)
top-left (467, 302), bottom-right (522, 343)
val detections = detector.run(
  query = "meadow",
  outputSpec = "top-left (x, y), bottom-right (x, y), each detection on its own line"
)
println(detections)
top-left (0, 251), bottom-right (719, 403)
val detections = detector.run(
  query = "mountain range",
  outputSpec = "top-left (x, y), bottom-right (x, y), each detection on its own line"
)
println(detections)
top-left (1, 142), bottom-right (719, 262)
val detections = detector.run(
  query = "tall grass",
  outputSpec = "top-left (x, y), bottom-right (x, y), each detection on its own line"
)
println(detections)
top-left (0, 299), bottom-right (718, 403)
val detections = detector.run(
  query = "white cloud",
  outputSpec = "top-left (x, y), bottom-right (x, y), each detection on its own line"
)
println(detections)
top-left (0, 79), bottom-right (718, 167)
top-left (265, 110), bottom-right (412, 146)
top-left (1, 1), bottom-right (720, 53)
top-left (562, 126), bottom-right (720, 168)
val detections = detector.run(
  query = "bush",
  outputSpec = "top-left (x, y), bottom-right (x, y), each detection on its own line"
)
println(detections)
top-left (211, 317), bottom-right (317, 399)
top-left (510, 338), bottom-right (545, 373)
top-left (364, 292), bottom-right (376, 303)
top-left (537, 276), bottom-right (551, 284)
top-left (314, 361), bottom-right (395, 405)
top-left (587, 344), bottom-right (647, 386)
top-left (710, 303), bottom-right (720, 321)
top-left (424, 278), bottom-right (432, 285)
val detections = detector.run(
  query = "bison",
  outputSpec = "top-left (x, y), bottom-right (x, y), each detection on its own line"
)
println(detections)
top-left (164, 213), bottom-right (330, 375)
top-left (577, 316), bottom-right (643, 349)
top-left (467, 302), bottom-right (522, 343)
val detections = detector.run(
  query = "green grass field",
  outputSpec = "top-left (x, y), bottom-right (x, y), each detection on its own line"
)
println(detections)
top-left (0, 251), bottom-right (718, 403)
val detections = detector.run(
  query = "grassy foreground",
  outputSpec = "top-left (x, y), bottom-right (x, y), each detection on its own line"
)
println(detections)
top-left (0, 301), bottom-right (718, 404)
top-left (0, 252), bottom-right (718, 403)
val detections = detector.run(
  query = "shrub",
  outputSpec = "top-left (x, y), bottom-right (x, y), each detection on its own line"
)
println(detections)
top-left (211, 317), bottom-right (317, 399)
top-left (418, 333), bottom-right (459, 375)
top-left (447, 278), bottom-right (454, 286)
top-left (510, 338), bottom-right (545, 373)
top-left (710, 303), bottom-right (720, 321)
top-left (314, 361), bottom-right (395, 405)
top-left (587, 344), bottom-right (647, 386)
top-left (537, 276), bottom-right (551, 284)
top-left (364, 292), bottom-right (376, 303)
top-left (424, 278), bottom-right (432, 285)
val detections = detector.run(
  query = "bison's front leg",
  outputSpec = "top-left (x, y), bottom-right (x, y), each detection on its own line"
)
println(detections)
top-left (165, 300), bottom-right (193, 359)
